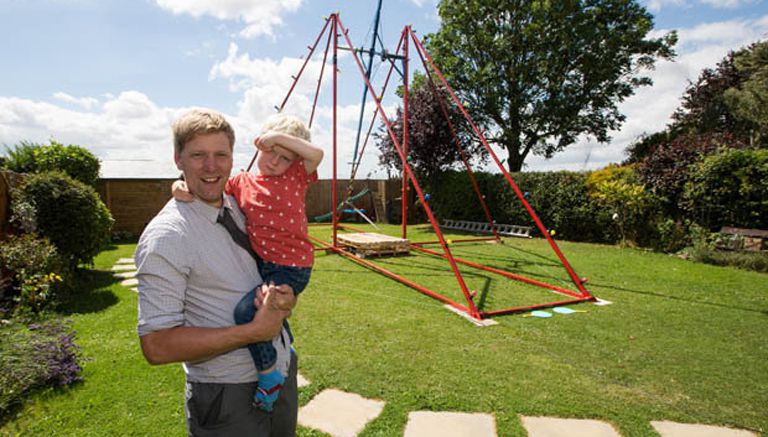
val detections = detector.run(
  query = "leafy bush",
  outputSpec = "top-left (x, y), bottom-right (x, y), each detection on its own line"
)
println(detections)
top-left (636, 133), bottom-right (746, 207)
top-left (427, 170), bottom-right (616, 243)
top-left (653, 218), bottom-right (691, 253)
top-left (0, 234), bottom-right (68, 315)
top-left (111, 230), bottom-right (137, 243)
top-left (423, 171), bottom-right (508, 222)
top-left (3, 140), bottom-right (100, 187)
top-left (2, 141), bottom-right (40, 174)
top-left (686, 248), bottom-right (768, 273)
top-left (586, 165), bottom-right (660, 246)
top-left (33, 141), bottom-right (100, 187)
top-left (0, 319), bottom-right (84, 416)
top-left (12, 171), bottom-right (113, 268)
top-left (683, 148), bottom-right (768, 230)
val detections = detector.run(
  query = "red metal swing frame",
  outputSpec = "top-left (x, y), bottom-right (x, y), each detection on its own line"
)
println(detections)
top-left (274, 14), bottom-right (595, 320)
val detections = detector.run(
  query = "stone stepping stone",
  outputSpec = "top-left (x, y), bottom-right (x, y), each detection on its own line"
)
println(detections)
top-left (299, 389), bottom-right (385, 437)
top-left (297, 373), bottom-right (310, 388)
top-left (121, 278), bottom-right (138, 287)
top-left (114, 271), bottom-right (137, 279)
top-left (404, 411), bottom-right (497, 437)
top-left (521, 416), bottom-right (621, 437)
top-left (651, 421), bottom-right (758, 437)
top-left (115, 258), bottom-right (134, 264)
top-left (111, 264), bottom-right (136, 271)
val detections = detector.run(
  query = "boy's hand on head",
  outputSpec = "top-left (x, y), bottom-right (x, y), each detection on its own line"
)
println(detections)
top-left (171, 180), bottom-right (195, 202)
top-left (254, 133), bottom-right (277, 152)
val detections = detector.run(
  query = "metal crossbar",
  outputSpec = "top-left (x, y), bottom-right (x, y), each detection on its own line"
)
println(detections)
top-left (441, 219), bottom-right (532, 238)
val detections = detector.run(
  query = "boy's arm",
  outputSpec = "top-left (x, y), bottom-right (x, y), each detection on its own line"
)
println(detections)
top-left (257, 132), bottom-right (324, 174)
top-left (171, 180), bottom-right (195, 202)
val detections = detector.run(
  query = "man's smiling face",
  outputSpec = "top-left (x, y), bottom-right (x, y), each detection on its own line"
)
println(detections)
top-left (174, 131), bottom-right (233, 208)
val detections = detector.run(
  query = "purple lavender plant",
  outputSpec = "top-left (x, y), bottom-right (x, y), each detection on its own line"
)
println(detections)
top-left (29, 320), bottom-right (84, 387)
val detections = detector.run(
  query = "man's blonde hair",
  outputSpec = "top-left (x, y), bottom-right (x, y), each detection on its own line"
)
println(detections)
top-left (172, 108), bottom-right (235, 153)
top-left (261, 114), bottom-right (311, 141)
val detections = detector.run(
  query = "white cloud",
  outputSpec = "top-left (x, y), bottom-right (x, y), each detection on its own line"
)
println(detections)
top-left (645, 0), bottom-right (688, 12)
top-left (528, 14), bottom-right (768, 171)
top-left (700, 0), bottom-right (757, 8)
top-left (209, 43), bottom-right (322, 93)
top-left (644, 0), bottom-right (757, 11)
top-left (675, 19), bottom-right (765, 46)
top-left (0, 93), bottom-right (181, 178)
top-left (408, 0), bottom-right (435, 6)
top-left (153, 0), bottom-right (302, 39)
top-left (52, 92), bottom-right (99, 110)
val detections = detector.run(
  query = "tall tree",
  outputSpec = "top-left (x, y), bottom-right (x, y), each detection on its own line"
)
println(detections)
top-left (724, 40), bottom-right (768, 145)
top-left (427, 0), bottom-right (676, 172)
top-left (670, 51), bottom-right (747, 139)
top-left (377, 76), bottom-right (486, 182)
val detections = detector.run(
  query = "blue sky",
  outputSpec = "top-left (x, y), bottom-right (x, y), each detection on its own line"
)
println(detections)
top-left (1, 0), bottom-right (767, 179)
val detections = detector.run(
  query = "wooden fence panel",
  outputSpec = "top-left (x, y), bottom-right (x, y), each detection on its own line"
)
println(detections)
top-left (0, 171), bottom-right (24, 239)
top-left (95, 179), bottom-right (176, 236)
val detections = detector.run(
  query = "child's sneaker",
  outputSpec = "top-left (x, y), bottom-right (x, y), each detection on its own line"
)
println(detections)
top-left (254, 369), bottom-right (285, 412)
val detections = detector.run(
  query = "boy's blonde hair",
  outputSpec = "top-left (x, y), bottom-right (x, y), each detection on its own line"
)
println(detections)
top-left (261, 114), bottom-right (311, 141)
top-left (172, 108), bottom-right (235, 154)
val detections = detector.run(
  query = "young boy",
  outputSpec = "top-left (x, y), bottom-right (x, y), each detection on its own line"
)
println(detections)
top-left (172, 114), bottom-right (323, 411)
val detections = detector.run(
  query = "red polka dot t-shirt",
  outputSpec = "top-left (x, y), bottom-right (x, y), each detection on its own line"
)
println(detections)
top-left (225, 160), bottom-right (317, 268)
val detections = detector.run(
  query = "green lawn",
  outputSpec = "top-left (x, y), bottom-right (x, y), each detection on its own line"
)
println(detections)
top-left (2, 224), bottom-right (766, 436)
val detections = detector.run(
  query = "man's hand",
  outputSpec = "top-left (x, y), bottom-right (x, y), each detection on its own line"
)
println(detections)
top-left (245, 294), bottom-right (290, 340)
top-left (139, 296), bottom-right (290, 365)
top-left (171, 180), bottom-right (195, 202)
top-left (256, 282), bottom-right (297, 313)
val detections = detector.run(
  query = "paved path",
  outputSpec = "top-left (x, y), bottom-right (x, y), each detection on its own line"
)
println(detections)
top-left (112, 259), bottom-right (759, 437)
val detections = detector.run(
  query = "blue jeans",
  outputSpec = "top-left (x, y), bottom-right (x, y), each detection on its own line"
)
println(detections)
top-left (234, 262), bottom-right (311, 371)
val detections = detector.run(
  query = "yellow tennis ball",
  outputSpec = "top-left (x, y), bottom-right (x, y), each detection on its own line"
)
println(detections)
top-left (549, 229), bottom-right (556, 236)
top-left (447, 239), bottom-right (453, 245)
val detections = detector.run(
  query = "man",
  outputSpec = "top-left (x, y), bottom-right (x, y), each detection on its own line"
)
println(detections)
top-left (135, 108), bottom-right (298, 436)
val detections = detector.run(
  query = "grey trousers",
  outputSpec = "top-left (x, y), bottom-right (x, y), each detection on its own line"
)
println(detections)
top-left (185, 353), bottom-right (298, 437)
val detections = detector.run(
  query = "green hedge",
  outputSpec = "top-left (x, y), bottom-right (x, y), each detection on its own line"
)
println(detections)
top-left (12, 171), bottom-right (113, 268)
top-left (426, 170), bottom-right (616, 243)
top-left (0, 234), bottom-right (69, 316)
top-left (683, 148), bottom-right (768, 230)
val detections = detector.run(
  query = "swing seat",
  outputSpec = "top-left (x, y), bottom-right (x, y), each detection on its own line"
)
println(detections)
top-left (337, 232), bottom-right (410, 258)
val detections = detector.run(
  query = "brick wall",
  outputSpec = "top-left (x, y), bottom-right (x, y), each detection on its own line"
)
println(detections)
top-left (95, 178), bottom-right (402, 236)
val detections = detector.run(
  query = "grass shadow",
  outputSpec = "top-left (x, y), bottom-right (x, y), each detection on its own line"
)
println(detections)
top-left (474, 276), bottom-right (491, 310)
top-left (590, 280), bottom-right (768, 316)
top-left (58, 269), bottom-right (121, 315)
